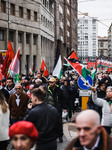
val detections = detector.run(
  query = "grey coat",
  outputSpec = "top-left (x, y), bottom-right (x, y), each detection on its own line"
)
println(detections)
top-left (92, 92), bottom-right (112, 127)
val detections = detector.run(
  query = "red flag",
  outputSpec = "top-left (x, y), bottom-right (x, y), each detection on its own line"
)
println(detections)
top-left (107, 67), bottom-right (110, 73)
top-left (2, 40), bottom-right (15, 76)
top-left (40, 60), bottom-right (49, 77)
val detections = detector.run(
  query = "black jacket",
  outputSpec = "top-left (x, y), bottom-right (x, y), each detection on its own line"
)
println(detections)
top-left (48, 85), bottom-right (63, 112)
top-left (61, 85), bottom-right (75, 109)
top-left (24, 102), bottom-right (60, 144)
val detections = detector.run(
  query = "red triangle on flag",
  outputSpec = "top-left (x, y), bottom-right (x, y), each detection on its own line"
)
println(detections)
top-left (68, 50), bottom-right (79, 60)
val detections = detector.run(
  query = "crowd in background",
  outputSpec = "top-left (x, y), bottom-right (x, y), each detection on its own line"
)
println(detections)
top-left (1, 70), bottom-right (112, 149)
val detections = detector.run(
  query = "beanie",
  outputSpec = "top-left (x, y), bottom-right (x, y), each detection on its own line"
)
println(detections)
top-left (9, 121), bottom-right (38, 142)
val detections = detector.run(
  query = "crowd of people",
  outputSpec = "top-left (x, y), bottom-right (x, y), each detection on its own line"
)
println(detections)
top-left (0, 70), bottom-right (112, 149)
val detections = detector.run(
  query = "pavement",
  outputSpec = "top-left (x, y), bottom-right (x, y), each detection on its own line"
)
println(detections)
top-left (57, 112), bottom-right (79, 150)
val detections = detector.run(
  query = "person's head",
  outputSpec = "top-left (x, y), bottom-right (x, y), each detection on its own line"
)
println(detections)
top-left (29, 84), bottom-right (34, 92)
top-left (35, 79), bottom-right (42, 86)
top-left (64, 78), bottom-right (70, 86)
top-left (39, 85), bottom-right (47, 95)
top-left (6, 77), bottom-right (14, 88)
top-left (15, 84), bottom-right (23, 95)
top-left (31, 88), bottom-right (44, 105)
top-left (1, 78), bottom-right (6, 87)
top-left (9, 121), bottom-right (38, 150)
top-left (48, 77), bottom-right (56, 88)
top-left (37, 73), bottom-right (42, 79)
top-left (76, 110), bottom-right (102, 149)
top-left (98, 80), bottom-right (106, 91)
top-left (106, 86), bottom-right (112, 99)
top-left (0, 90), bottom-right (8, 113)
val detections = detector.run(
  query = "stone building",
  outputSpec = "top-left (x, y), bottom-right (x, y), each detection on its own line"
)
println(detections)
top-left (98, 36), bottom-right (108, 57)
top-left (0, 0), bottom-right (55, 74)
top-left (108, 23), bottom-right (112, 59)
top-left (54, 0), bottom-right (78, 60)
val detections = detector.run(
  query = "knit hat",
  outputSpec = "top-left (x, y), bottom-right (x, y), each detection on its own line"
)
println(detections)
top-left (9, 121), bottom-right (38, 142)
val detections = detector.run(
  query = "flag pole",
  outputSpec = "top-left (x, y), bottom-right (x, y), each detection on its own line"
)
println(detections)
top-left (64, 57), bottom-right (92, 88)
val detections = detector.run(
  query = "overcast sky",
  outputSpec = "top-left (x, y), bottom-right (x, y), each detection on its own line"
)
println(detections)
top-left (78, 0), bottom-right (112, 37)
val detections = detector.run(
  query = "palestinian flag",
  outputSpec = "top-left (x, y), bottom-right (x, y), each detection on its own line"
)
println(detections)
top-left (8, 48), bottom-right (20, 84)
top-left (66, 51), bottom-right (91, 79)
top-left (29, 67), bottom-right (34, 75)
top-left (53, 55), bottom-right (62, 79)
top-left (53, 40), bottom-right (62, 79)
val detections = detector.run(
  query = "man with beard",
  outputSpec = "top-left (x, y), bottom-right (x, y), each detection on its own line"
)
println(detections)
top-left (48, 77), bottom-right (63, 142)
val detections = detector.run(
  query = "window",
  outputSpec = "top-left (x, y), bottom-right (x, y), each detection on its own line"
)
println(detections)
top-left (100, 42), bottom-right (103, 47)
top-left (0, 30), bottom-right (4, 40)
top-left (10, 3), bottom-right (15, 16)
top-left (9, 31), bottom-right (14, 42)
top-left (26, 34), bottom-right (30, 44)
top-left (34, 12), bottom-right (37, 22)
top-left (27, 9), bottom-right (30, 20)
top-left (33, 35), bottom-right (36, 45)
top-left (93, 52), bottom-right (96, 56)
top-left (19, 6), bottom-right (23, 18)
top-left (1, 0), bottom-right (6, 13)
top-left (18, 32), bottom-right (22, 43)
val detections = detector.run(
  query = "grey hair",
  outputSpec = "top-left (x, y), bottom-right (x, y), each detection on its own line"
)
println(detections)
top-left (35, 79), bottom-right (42, 83)
top-left (106, 86), bottom-right (112, 92)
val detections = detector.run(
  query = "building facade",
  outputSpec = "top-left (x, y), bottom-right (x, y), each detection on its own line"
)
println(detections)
top-left (98, 36), bottom-right (108, 57)
top-left (54, 0), bottom-right (77, 61)
top-left (78, 14), bottom-right (98, 62)
top-left (0, 0), bottom-right (55, 74)
top-left (108, 23), bottom-right (112, 60)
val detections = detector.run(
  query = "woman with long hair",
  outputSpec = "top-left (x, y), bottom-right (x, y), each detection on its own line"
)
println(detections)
top-left (0, 90), bottom-right (10, 150)
top-left (92, 86), bottom-right (112, 135)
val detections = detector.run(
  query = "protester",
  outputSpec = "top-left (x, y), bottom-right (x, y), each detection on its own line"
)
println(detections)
top-left (27, 84), bottom-right (35, 98)
top-left (48, 77), bottom-right (64, 142)
top-left (87, 79), bottom-right (106, 119)
top-left (36, 73), bottom-right (46, 84)
top-left (5, 77), bottom-right (15, 95)
top-left (9, 121), bottom-right (38, 150)
top-left (1, 78), bottom-right (6, 87)
top-left (24, 88), bottom-right (60, 150)
top-left (65, 110), bottom-right (112, 150)
top-left (35, 79), bottom-right (42, 87)
top-left (0, 84), bottom-right (10, 103)
top-left (8, 84), bottom-right (29, 124)
top-left (61, 78), bottom-right (74, 121)
top-left (0, 91), bottom-right (10, 150)
top-left (39, 85), bottom-right (54, 106)
top-left (91, 86), bottom-right (112, 135)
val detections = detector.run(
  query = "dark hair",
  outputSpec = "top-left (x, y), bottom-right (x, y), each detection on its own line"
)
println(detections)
top-left (7, 77), bottom-right (13, 82)
top-left (31, 88), bottom-right (44, 101)
top-left (0, 91), bottom-right (8, 113)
